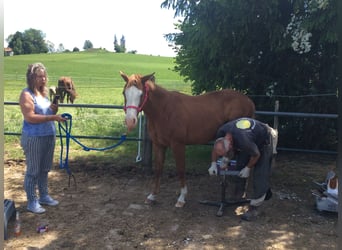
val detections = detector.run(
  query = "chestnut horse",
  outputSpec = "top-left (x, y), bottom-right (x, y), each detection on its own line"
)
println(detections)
top-left (57, 76), bottom-right (77, 104)
top-left (120, 71), bottom-right (255, 207)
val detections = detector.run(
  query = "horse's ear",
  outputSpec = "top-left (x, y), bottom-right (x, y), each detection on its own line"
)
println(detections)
top-left (142, 72), bottom-right (155, 84)
top-left (120, 71), bottom-right (128, 82)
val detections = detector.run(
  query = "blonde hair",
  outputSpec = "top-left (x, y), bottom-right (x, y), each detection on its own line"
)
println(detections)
top-left (26, 62), bottom-right (48, 97)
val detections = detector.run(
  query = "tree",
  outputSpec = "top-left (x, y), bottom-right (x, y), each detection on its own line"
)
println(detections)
top-left (6, 34), bottom-right (14, 45)
top-left (7, 28), bottom-right (48, 55)
top-left (7, 31), bottom-right (24, 55)
top-left (128, 50), bottom-right (137, 54)
top-left (57, 43), bottom-right (65, 53)
top-left (161, 0), bottom-right (338, 150)
top-left (83, 40), bottom-right (93, 50)
top-left (114, 35), bottom-right (118, 51)
top-left (73, 47), bottom-right (80, 52)
top-left (114, 34), bottom-right (126, 53)
top-left (46, 40), bottom-right (55, 53)
top-left (120, 35), bottom-right (126, 53)
top-left (162, 0), bottom-right (337, 95)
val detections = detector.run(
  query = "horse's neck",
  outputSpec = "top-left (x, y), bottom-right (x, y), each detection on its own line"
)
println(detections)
top-left (147, 82), bottom-right (169, 98)
top-left (143, 83), bottom-right (169, 113)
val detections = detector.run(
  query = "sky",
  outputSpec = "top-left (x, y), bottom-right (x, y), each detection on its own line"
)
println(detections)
top-left (4, 0), bottom-right (180, 57)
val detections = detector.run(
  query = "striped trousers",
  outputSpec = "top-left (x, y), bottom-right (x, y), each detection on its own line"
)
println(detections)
top-left (21, 134), bottom-right (55, 201)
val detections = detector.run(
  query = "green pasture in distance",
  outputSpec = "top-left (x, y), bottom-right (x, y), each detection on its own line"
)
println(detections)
top-left (4, 50), bottom-right (188, 99)
top-left (4, 51), bottom-right (190, 103)
top-left (4, 51), bottom-right (211, 172)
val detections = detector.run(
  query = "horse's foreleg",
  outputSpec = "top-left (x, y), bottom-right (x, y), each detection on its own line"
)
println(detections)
top-left (145, 144), bottom-right (166, 204)
top-left (60, 91), bottom-right (66, 103)
top-left (171, 143), bottom-right (187, 208)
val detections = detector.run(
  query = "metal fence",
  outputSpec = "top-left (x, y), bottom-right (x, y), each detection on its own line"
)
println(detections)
top-left (4, 102), bottom-right (338, 158)
top-left (255, 110), bottom-right (338, 155)
top-left (4, 101), bottom-right (147, 163)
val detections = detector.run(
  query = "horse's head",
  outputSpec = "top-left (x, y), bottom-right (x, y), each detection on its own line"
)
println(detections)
top-left (120, 71), bottom-right (155, 132)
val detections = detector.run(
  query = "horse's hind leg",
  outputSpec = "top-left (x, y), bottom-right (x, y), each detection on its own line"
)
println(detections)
top-left (171, 143), bottom-right (187, 208)
top-left (145, 144), bottom-right (166, 204)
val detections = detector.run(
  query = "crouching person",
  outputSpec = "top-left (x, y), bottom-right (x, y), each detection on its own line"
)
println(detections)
top-left (209, 117), bottom-right (277, 221)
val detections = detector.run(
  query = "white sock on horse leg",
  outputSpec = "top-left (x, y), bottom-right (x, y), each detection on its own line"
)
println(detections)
top-left (177, 186), bottom-right (188, 203)
top-left (147, 193), bottom-right (157, 201)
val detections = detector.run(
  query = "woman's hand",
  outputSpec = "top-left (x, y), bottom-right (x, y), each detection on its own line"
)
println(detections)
top-left (50, 104), bottom-right (58, 114)
top-left (54, 114), bottom-right (68, 122)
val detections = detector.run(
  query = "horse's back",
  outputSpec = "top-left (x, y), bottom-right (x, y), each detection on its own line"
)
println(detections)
top-left (188, 89), bottom-right (255, 142)
top-left (172, 88), bottom-right (254, 119)
top-left (219, 89), bottom-right (255, 119)
top-left (147, 87), bottom-right (255, 145)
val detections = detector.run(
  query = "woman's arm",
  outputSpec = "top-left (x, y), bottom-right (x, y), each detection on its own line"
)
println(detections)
top-left (19, 91), bottom-right (64, 123)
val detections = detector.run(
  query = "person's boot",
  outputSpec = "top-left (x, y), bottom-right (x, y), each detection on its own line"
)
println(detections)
top-left (241, 205), bottom-right (258, 221)
top-left (27, 199), bottom-right (46, 214)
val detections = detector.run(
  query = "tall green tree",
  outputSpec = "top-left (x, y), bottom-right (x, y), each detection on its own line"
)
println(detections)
top-left (57, 43), bottom-right (65, 53)
top-left (161, 0), bottom-right (338, 150)
top-left (7, 28), bottom-right (48, 55)
top-left (162, 0), bottom-right (337, 98)
top-left (7, 31), bottom-right (24, 55)
top-left (83, 40), bottom-right (93, 50)
top-left (120, 35), bottom-right (126, 53)
top-left (46, 40), bottom-right (55, 53)
top-left (114, 34), bottom-right (126, 53)
top-left (114, 35), bottom-right (118, 51)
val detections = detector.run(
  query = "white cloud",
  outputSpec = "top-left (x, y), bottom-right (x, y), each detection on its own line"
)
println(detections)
top-left (4, 0), bottom-right (179, 56)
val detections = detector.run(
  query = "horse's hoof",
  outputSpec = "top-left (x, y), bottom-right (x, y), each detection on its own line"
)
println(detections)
top-left (145, 198), bottom-right (156, 205)
top-left (175, 201), bottom-right (185, 208)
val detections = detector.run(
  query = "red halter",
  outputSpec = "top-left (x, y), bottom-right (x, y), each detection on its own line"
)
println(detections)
top-left (123, 84), bottom-right (149, 113)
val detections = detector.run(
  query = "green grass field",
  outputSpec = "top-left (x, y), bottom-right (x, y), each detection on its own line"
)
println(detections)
top-left (4, 50), bottom-right (189, 101)
top-left (4, 51), bottom-right (212, 172)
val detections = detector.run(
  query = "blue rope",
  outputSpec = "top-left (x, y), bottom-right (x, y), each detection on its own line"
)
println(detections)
top-left (57, 113), bottom-right (127, 176)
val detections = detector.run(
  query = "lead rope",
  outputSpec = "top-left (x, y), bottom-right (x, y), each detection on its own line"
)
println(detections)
top-left (58, 113), bottom-right (127, 189)
top-left (58, 113), bottom-right (77, 189)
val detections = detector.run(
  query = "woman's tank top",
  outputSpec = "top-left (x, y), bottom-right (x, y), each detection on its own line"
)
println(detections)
top-left (21, 88), bottom-right (56, 136)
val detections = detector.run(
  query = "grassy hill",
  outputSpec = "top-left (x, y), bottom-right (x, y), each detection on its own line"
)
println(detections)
top-left (4, 50), bottom-right (189, 103)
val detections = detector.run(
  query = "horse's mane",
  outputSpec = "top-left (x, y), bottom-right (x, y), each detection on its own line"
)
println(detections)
top-left (146, 79), bottom-right (190, 98)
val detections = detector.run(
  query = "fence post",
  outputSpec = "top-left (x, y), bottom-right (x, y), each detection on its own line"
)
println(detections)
top-left (142, 115), bottom-right (153, 174)
top-left (273, 100), bottom-right (279, 130)
top-left (272, 100), bottom-right (279, 162)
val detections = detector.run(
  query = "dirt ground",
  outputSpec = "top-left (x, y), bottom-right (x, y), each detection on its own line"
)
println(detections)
top-left (4, 152), bottom-right (338, 250)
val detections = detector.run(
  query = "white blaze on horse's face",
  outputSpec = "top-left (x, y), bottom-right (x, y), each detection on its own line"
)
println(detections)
top-left (124, 85), bottom-right (143, 131)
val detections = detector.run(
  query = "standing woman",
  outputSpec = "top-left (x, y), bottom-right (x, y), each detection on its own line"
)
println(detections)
top-left (19, 63), bottom-right (66, 214)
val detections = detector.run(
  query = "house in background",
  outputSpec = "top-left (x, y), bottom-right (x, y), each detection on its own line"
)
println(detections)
top-left (4, 47), bottom-right (14, 56)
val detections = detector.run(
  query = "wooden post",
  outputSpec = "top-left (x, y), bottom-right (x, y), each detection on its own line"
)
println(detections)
top-left (272, 100), bottom-right (279, 165)
top-left (337, 16), bottom-right (342, 242)
top-left (273, 100), bottom-right (279, 130)
top-left (142, 115), bottom-right (153, 174)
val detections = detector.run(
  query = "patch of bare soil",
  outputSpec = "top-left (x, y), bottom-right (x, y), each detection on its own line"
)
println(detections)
top-left (4, 153), bottom-right (338, 250)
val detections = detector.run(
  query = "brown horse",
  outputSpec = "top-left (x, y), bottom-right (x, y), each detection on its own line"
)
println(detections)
top-left (57, 76), bottom-right (77, 104)
top-left (120, 71), bottom-right (255, 207)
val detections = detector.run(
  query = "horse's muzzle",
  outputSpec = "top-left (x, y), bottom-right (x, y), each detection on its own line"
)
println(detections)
top-left (125, 117), bottom-right (137, 132)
